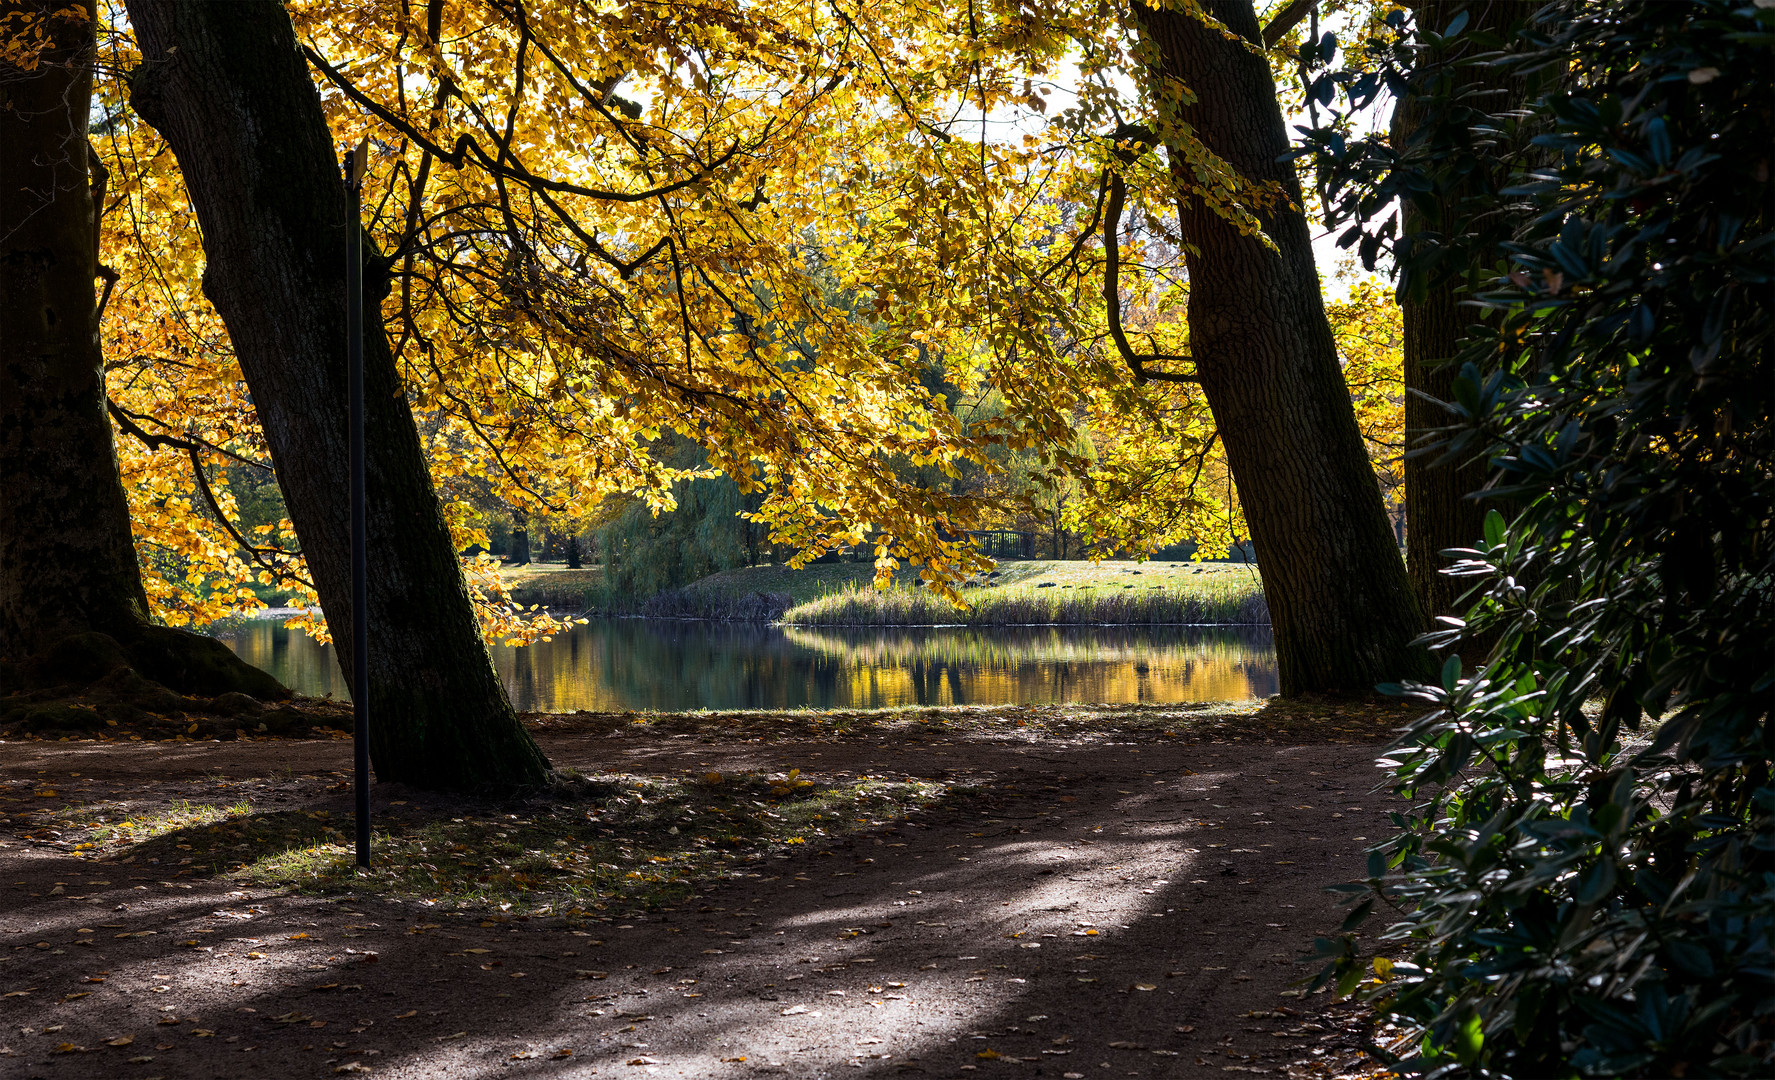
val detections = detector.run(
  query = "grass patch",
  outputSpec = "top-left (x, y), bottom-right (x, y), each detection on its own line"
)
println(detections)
top-left (497, 559), bottom-right (1266, 622)
top-left (782, 574), bottom-right (1266, 626)
top-left (525, 695), bottom-right (1410, 745)
top-left (499, 565), bottom-right (608, 611)
top-left (63, 773), bottom-right (949, 914)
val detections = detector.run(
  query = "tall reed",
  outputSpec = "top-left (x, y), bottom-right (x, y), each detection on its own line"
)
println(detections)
top-left (781, 580), bottom-right (1267, 626)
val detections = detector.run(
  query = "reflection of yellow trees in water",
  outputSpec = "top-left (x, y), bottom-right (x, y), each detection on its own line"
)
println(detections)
top-left (495, 623), bottom-right (1275, 712)
top-left (220, 619), bottom-right (350, 700)
top-left (780, 626), bottom-right (1268, 707)
top-left (224, 619), bottom-right (1277, 713)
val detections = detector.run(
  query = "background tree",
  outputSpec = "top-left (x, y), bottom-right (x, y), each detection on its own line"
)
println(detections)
top-left (1388, 0), bottom-right (1533, 624)
top-left (601, 438), bottom-right (764, 598)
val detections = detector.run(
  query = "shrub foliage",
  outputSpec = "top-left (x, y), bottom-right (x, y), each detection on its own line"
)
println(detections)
top-left (1302, 2), bottom-right (1773, 1075)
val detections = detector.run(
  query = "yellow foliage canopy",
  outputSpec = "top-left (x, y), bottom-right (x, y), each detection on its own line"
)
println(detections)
top-left (84, 0), bottom-right (1402, 634)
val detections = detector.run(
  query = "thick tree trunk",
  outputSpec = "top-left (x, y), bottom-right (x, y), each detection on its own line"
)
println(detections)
top-left (0, 3), bottom-right (150, 655)
top-left (0, 1), bottom-right (285, 700)
top-left (1398, 258), bottom-right (1488, 622)
top-left (124, 0), bottom-right (548, 789)
top-left (1392, 0), bottom-right (1525, 626)
top-left (1136, 0), bottom-right (1429, 694)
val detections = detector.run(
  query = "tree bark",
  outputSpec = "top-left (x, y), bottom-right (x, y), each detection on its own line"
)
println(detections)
top-left (1135, 0), bottom-right (1429, 694)
top-left (124, 0), bottom-right (549, 789)
top-left (1392, 0), bottom-right (1526, 626)
top-left (1398, 250), bottom-right (1487, 623)
top-left (0, 3), bottom-right (151, 655)
top-left (509, 509), bottom-right (531, 566)
top-left (0, 1), bottom-right (285, 700)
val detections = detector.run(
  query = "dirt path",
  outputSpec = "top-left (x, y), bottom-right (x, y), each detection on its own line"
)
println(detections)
top-left (1, 726), bottom-right (1398, 1079)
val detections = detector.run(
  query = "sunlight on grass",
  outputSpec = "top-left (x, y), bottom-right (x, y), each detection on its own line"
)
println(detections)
top-left (81, 798), bottom-right (254, 843)
top-left (782, 571), bottom-right (1267, 626)
top-left (61, 774), bottom-right (949, 914)
top-left (246, 774), bottom-right (945, 912)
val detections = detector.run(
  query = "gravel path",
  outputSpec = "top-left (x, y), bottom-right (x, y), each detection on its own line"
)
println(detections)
top-left (1, 727), bottom-right (1398, 1079)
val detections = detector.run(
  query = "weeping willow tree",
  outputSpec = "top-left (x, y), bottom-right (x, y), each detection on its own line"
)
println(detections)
top-left (600, 438), bottom-right (765, 599)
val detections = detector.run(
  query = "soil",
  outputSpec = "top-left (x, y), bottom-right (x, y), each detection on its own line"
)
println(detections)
top-left (0, 712), bottom-right (1404, 1079)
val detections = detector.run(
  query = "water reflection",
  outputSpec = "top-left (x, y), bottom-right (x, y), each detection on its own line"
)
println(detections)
top-left (219, 619), bottom-right (1277, 712)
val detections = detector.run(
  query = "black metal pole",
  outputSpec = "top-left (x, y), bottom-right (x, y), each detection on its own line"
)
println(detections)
top-left (345, 143), bottom-right (370, 870)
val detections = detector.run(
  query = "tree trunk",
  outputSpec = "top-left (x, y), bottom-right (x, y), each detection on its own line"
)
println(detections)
top-left (565, 534), bottom-right (582, 570)
top-left (508, 509), bottom-right (531, 566)
top-left (1399, 256), bottom-right (1487, 622)
top-left (0, 1), bottom-right (286, 700)
top-left (1392, 0), bottom-right (1525, 626)
top-left (124, 0), bottom-right (548, 790)
top-left (1135, 0), bottom-right (1429, 694)
top-left (0, 3), bottom-right (151, 655)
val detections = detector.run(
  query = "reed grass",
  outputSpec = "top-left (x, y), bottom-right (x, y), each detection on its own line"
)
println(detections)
top-left (781, 578), bottom-right (1267, 626)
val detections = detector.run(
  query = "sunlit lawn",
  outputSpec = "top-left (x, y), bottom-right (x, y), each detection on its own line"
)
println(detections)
top-left (48, 772), bottom-right (950, 914)
top-left (700, 558), bottom-right (1261, 603)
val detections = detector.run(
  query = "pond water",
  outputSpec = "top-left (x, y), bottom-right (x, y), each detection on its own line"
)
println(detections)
top-left (218, 618), bottom-right (1277, 712)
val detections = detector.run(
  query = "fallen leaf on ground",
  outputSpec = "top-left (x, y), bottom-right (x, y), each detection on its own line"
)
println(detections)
top-left (105, 1035), bottom-right (134, 1047)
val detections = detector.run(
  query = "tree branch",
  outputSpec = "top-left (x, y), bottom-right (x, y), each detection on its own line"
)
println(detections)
top-left (1103, 172), bottom-right (1197, 385)
top-left (301, 44), bottom-right (741, 204)
top-left (1262, 0), bottom-right (1318, 48)
top-left (106, 400), bottom-right (312, 588)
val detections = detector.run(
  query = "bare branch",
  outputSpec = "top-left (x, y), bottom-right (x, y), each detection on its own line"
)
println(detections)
top-left (1262, 0), bottom-right (1318, 48)
top-left (301, 45), bottom-right (743, 204)
top-left (1103, 172), bottom-right (1197, 385)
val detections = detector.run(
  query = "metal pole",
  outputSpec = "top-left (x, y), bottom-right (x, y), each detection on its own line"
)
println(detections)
top-left (345, 141), bottom-right (370, 870)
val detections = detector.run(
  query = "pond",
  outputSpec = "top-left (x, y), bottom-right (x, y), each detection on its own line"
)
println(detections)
top-left (218, 618), bottom-right (1278, 712)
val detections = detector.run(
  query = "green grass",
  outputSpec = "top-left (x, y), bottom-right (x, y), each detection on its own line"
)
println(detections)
top-left (782, 564), bottom-right (1266, 626)
top-left (693, 558), bottom-right (1259, 603)
top-left (496, 558), bottom-right (1268, 624)
top-left (679, 561), bottom-right (918, 604)
top-left (499, 565), bottom-right (607, 610)
top-left (60, 772), bottom-right (949, 914)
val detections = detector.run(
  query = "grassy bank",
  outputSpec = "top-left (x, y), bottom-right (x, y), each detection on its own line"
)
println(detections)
top-left (782, 574), bottom-right (1267, 626)
top-left (499, 565), bottom-right (607, 611)
top-left (501, 558), bottom-right (1267, 625)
